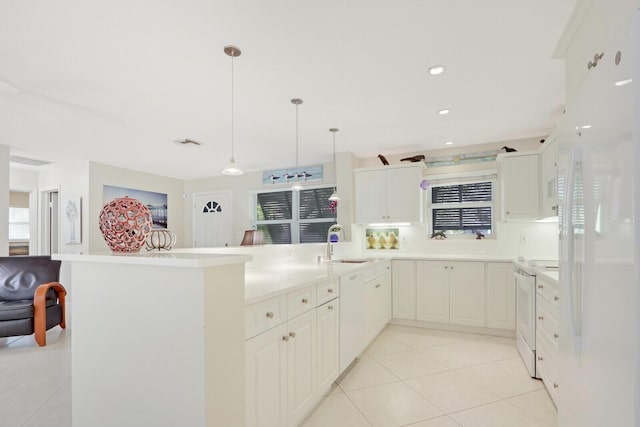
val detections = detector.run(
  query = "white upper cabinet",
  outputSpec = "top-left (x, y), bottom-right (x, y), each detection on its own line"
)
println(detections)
top-left (499, 152), bottom-right (540, 220)
top-left (354, 164), bottom-right (423, 224)
top-left (540, 131), bottom-right (559, 219)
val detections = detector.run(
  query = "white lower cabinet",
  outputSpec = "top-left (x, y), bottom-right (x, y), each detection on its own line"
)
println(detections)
top-left (536, 274), bottom-right (560, 405)
top-left (393, 260), bottom-right (514, 332)
top-left (363, 269), bottom-right (391, 347)
top-left (316, 299), bottom-right (340, 395)
top-left (286, 310), bottom-right (317, 426)
top-left (485, 262), bottom-right (516, 329)
top-left (391, 260), bottom-right (416, 319)
top-left (448, 262), bottom-right (485, 327)
top-left (416, 261), bottom-right (450, 323)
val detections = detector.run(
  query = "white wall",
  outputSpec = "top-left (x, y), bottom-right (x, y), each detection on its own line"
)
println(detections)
top-left (10, 168), bottom-right (40, 255)
top-left (89, 162), bottom-right (185, 252)
top-left (0, 145), bottom-right (9, 256)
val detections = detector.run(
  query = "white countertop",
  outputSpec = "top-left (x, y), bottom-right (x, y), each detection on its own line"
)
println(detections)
top-left (53, 251), bottom-right (252, 268)
top-left (384, 253), bottom-right (516, 262)
top-left (245, 259), bottom-right (380, 305)
top-left (537, 270), bottom-right (559, 285)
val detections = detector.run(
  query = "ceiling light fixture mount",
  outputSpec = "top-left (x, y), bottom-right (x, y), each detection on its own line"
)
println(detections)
top-left (291, 98), bottom-right (304, 191)
top-left (438, 109), bottom-right (450, 115)
top-left (445, 141), bottom-right (454, 146)
top-left (328, 128), bottom-right (340, 202)
top-left (428, 65), bottom-right (445, 76)
top-left (222, 45), bottom-right (244, 176)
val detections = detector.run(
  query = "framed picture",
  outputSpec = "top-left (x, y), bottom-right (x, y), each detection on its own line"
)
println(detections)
top-left (103, 185), bottom-right (168, 229)
top-left (64, 197), bottom-right (82, 244)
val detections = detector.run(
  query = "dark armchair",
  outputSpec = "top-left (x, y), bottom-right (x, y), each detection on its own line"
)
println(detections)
top-left (0, 256), bottom-right (67, 346)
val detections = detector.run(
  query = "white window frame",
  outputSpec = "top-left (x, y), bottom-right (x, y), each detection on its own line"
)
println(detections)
top-left (8, 206), bottom-right (30, 242)
top-left (426, 172), bottom-right (497, 239)
top-left (251, 185), bottom-right (337, 244)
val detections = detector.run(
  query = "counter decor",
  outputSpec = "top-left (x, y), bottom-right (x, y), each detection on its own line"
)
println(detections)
top-left (99, 196), bottom-right (153, 252)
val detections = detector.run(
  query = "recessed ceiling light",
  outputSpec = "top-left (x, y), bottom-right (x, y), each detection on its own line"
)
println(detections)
top-left (581, 125), bottom-right (592, 129)
top-left (428, 65), bottom-right (445, 76)
top-left (445, 141), bottom-right (454, 146)
top-left (614, 78), bottom-right (632, 87)
top-left (438, 109), bottom-right (450, 115)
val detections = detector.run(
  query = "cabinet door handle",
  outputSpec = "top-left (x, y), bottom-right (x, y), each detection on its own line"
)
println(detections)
top-left (328, 305), bottom-right (334, 310)
top-left (289, 332), bottom-right (296, 338)
top-left (538, 315), bottom-right (544, 320)
top-left (327, 288), bottom-right (334, 293)
top-left (266, 312), bottom-right (274, 319)
top-left (553, 383), bottom-right (559, 389)
top-left (301, 298), bottom-right (309, 304)
top-left (554, 296), bottom-right (559, 301)
top-left (554, 333), bottom-right (559, 339)
top-left (444, 266), bottom-right (448, 269)
top-left (537, 356), bottom-right (544, 361)
top-left (538, 285), bottom-right (544, 289)
top-left (375, 284), bottom-right (381, 288)
top-left (282, 335), bottom-right (289, 342)
top-left (450, 266), bottom-right (454, 270)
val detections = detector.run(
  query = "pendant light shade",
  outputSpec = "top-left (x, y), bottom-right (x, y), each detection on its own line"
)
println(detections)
top-left (222, 45), bottom-right (244, 176)
top-left (328, 128), bottom-right (340, 201)
top-left (291, 98), bottom-right (304, 191)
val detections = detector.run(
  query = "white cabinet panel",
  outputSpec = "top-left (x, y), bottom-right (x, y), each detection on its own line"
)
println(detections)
top-left (449, 262), bottom-right (485, 327)
top-left (246, 324), bottom-right (287, 427)
top-left (339, 272), bottom-right (364, 372)
top-left (485, 262), bottom-right (516, 330)
top-left (363, 271), bottom-right (392, 347)
top-left (354, 165), bottom-right (423, 224)
top-left (416, 261), bottom-right (450, 323)
top-left (391, 260), bottom-right (416, 320)
top-left (286, 309), bottom-right (317, 427)
top-left (540, 133), bottom-right (559, 219)
top-left (317, 300), bottom-right (339, 395)
top-left (501, 153), bottom-right (540, 220)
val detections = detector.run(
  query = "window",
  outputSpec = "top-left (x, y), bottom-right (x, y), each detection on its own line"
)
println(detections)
top-left (253, 187), bottom-right (337, 244)
top-left (8, 207), bottom-right (30, 241)
top-left (428, 179), bottom-right (495, 237)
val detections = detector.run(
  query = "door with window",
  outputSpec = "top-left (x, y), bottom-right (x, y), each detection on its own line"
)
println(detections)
top-left (193, 191), bottom-right (232, 247)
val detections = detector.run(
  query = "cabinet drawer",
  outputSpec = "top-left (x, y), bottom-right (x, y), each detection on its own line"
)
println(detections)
top-left (317, 278), bottom-right (339, 306)
top-left (536, 331), bottom-right (559, 404)
top-left (536, 277), bottom-right (559, 308)
top-left (536, 296), bottom-right (560, 351)
top-left (288, 285), bottom-right (316, 319)
top-left (245, 295), bottom-right (287, 340)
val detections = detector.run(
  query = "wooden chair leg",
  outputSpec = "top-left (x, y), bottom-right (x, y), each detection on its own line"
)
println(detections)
top-left (34, 282), bottom-right (67, 347)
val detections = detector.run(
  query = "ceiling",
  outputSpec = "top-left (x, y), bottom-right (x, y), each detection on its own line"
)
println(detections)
top-left (0, 0), bottom-right (576, 180)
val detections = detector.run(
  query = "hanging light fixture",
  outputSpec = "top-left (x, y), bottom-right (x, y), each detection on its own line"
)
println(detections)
top-left (290, 98), bottom-right (304, 191)
top-left (221, 45), bottom-right (243, 176)
top-left (328, 128), bottom-right (340, 201)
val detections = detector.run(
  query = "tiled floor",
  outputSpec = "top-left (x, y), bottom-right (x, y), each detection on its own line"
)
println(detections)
top-left (302, 325), bottom-right (557, 427)
top-left (0, 324), bottom-right (556, 427)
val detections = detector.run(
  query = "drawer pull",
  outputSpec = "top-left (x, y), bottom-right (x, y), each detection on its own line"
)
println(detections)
top-left (327, 288), bottom-right (334, 293)
top-left (538, 284), bottom-right (544, 289)
top-left (266, 312), bottom-right (274, 319)
top-left (375, 284), bottom-right (381, 288)
top-left (554, 296), bottom-right (559, 301)
top-left (537, 356), bottom-right (544, 361)
top-left (301, 298), bottom-right (309, 304)
top-left (289, 332), bottom-right (296, 338)
top-left (553, 383), bottom-right (559, 389)
top-left (554, 333), bottom-right (559, 339)
top-left (282, 335), bottom-right (289, 342)
top-left (328, 305), bottom-right (334, 310)
top-left (538, 315), bottom-right (544, 320)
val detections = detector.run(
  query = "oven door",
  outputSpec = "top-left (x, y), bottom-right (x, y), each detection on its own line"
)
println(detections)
top-left (515, 270), bottom-right (536, 350)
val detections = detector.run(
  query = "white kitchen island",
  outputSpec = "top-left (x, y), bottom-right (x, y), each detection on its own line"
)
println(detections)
top-left (54, 251), bottom-right (251, 427)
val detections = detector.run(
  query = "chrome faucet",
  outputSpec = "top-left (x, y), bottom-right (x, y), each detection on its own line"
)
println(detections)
top-left (325, 224), bottom-right (345, 261)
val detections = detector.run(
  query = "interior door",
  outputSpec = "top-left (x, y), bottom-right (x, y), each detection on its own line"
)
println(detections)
top-left (193, 191), bottom-right (232, 247)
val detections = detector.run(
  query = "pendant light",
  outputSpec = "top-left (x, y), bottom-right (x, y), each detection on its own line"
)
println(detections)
top-left (328, 128), bottom-right (341, 201)
top-left (290, 98), bottom-right (304, 191)
top-left (222, 45), bottom-right (243, 176)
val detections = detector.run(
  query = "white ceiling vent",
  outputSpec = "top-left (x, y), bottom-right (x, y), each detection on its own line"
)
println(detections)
top-left (10, 155), bottom-right (51, 166)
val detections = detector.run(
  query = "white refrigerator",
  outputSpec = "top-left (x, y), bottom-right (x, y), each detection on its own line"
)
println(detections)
top-left (557, 7), bottom-right (639, 426)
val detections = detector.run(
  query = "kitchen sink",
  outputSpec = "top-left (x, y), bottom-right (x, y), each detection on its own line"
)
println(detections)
top-left (332, 259), bottom-right (369, 264)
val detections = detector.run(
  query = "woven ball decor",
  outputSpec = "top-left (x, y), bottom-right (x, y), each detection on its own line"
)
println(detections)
top-left (99, 197), bottom-right (153, 252)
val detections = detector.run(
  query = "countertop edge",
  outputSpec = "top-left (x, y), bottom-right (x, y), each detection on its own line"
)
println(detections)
top-left (53, 252), bottom-right (252, 268)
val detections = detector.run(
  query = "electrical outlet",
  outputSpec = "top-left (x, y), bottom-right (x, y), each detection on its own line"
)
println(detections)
top-left (520, 233), bottom-right (528, 245)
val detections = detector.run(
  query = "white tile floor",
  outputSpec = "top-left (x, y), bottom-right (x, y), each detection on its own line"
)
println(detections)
top-left (0, 324), bottom-right (556, 427)
top-left (302, 325), bottom-right (557, 427)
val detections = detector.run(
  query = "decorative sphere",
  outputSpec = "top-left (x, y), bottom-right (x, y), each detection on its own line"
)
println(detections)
top-left (99, 197), bottom-right (153, 252)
